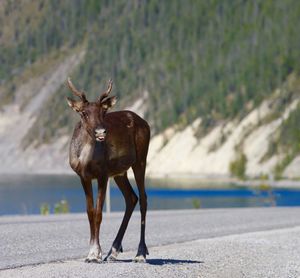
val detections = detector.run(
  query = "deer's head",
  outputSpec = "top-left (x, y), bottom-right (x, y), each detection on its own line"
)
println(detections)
top-left (66, 78), bottom-right (116, 142)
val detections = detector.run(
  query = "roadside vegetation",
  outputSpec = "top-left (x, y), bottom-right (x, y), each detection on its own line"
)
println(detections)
top-left (40, 199), bottom-right (70, 215)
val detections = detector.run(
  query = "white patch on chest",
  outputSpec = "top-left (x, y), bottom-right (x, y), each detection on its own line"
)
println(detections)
top-left (79, 143), bottom-right (93, 166)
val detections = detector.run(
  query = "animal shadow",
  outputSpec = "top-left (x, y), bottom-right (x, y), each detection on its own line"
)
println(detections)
top-left (116, 258), bottom-right (204, 265)
top-left (146, 259), bottom-right (203, 265)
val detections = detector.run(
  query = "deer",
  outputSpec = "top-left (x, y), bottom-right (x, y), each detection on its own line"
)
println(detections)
top-left (66, 78), bottom-right (150, 263)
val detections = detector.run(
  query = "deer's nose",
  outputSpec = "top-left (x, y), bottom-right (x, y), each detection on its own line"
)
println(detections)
top-left (95, 128), bottom-right (106, 141)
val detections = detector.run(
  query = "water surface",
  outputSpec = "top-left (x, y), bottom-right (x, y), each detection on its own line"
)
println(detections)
top-left (0, 174), bottom-right (300, 215)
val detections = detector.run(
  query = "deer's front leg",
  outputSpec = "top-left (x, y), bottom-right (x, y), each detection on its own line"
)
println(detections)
top-left (91, 175), bottom-right (108, 262)
top-left (81, 177), bottom-right (101, 263)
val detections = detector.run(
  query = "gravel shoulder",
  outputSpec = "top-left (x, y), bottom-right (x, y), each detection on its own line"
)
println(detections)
top-left (1, 226), bottom-right (300, 278)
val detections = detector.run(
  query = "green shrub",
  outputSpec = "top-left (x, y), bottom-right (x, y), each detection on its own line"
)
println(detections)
top-left (229, 153), bottom-right (247, 180)
top-left (192, 199), bottom-right (201, 209)
top-left (40, 203), bottom-right (50, 215)
top-left (54, 199), bottom-right (70, 214)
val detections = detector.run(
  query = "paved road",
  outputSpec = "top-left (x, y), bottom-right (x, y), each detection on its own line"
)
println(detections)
top-left (1, 207), bottom-right (300, 277)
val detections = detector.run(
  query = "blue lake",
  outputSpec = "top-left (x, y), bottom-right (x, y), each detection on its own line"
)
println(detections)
top-left (0, 174), bottom-right (300, 215)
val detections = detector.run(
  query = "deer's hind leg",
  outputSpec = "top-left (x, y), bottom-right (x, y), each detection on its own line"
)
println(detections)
top-left (105, 173), bottom-right (138, 261)
top-left (132, 161), bottom-right (149, 263)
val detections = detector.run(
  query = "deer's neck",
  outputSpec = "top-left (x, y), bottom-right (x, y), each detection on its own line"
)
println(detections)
top-left (78, 130), bottom-right (95, 167)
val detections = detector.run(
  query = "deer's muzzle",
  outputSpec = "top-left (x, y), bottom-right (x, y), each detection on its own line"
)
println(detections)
top-left (95, 128), bottom-right (106, 142)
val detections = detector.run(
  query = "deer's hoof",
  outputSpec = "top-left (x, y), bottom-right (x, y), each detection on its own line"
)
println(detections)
top-left (85, 245), bottom-right (102, 263)
top-left (85, 257), bottom-right (102, 263)
top-left (133, 242), bottom-right (148, 263)
top-left (104, 245), bottom-right (123, 262)
top-left (106, 254), bottom-right (117, 262)
top-left (133, 255), bottom-right (146, 263)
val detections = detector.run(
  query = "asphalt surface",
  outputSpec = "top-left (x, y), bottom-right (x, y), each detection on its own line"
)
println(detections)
top-left (1, 207), bottom-right (300, 277)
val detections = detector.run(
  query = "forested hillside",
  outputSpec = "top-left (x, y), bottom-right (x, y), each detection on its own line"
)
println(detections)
top-left (0, 0), bottom-right (300, 177)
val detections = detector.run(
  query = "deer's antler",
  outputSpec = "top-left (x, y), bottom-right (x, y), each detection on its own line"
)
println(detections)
top-left (67, 77), bottom-right (88, 103)
top-left (99, 79), bottom-right (113, 103)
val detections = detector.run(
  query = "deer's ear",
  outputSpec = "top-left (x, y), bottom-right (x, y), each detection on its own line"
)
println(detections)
top-left (66, 97), bottom-right (84, 112)
top-left (101, 96), bottom-right (117, 110)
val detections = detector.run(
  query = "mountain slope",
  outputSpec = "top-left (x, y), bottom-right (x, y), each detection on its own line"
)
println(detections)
top-left (0, 0), bottom-right (299, 178)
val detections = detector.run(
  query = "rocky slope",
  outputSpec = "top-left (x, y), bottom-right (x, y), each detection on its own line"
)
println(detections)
top-left (147, 96), bottom-right (300, 179)
top-left (0, 51), bottom-right (85, 174)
